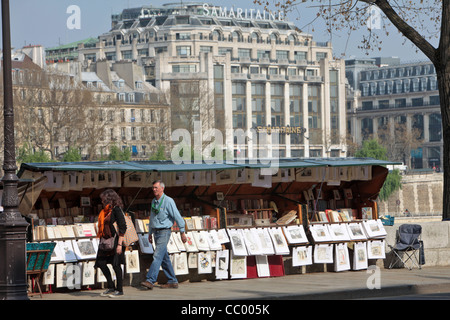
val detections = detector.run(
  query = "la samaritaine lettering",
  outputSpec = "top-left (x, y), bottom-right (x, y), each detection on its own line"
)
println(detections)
top-left (202, 3), bottom-right (285, 21)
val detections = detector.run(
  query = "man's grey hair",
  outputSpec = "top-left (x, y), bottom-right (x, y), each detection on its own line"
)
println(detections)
top-left (152, 180), bottom-right (165, 188)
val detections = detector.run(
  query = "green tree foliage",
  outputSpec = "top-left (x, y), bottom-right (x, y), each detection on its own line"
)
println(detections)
top-left (62, 146), bottom-right (82, 162)
top-left (355, 139), bottom-right (401, 201)
top-left (107, 145), bottom-right (131, 161)
top-left (17, 144), bottom-right (52, 164)
top-left (149, 144), bottom-right (167, 160)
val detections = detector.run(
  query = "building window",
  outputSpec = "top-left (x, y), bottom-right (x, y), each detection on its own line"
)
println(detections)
top-left (176, 46), bottom-right (191, 56)
top-left (172, 64), bottom-right (197, 73)
top-left (252, 83), bottom-right (265, 127)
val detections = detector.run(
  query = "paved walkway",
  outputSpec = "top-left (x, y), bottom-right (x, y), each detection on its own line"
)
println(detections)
top-left (31, 266), bottom-right (450, 300)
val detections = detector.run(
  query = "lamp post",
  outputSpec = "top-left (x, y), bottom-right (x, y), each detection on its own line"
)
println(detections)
top-left (0, 0), bottom-right (29, 300)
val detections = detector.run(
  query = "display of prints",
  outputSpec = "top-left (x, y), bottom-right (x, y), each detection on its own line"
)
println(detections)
top-left (230, 252), bottom-right (247, 279)
top-left (138, 233), bottom-right (154, 254)
top-left (254, 228), bottom-right (275, 255)
top-left (173, 252), bottom-right (189, 275)
top-left (197, 251), bottom-right (212, 274)
top-left (268, 227), bottom-right (290, 255)
top-left (362, 219), bottom-right (387, 238)
top-left (313, 244), bottom-right (334, 264)
top-left (72, 239), bottom-right (98, 260)
top-left (346, 223), bottom-right (367, 240)
top-left (215, 250), bottom-right (229, 280)
top-left (184, 232), bottom-right (199, 253)
top-left (206, 230), bottom-right (223, 250)
top-left (309, 224), bottom-right (333, 242)
top-left (328, 223), bottom-right (351, 242)
top-left (242, 228), bottom-right (263, 255)
top-left (353, 242), bottom-right (368, 270)
top-left (82, 261), bottom-right (96, 286)
top-left (292, 246), bottom-right (313, 267)
top-left (282, 225), bottom-right (308, 244)
top-left (125, 250), bottom-right (140, 273)
top-left (255, 255), bottom-right (271, 277)
top-left (227, 229), bottom-right (248, 256)
top-left (367, 240), bottom-right (386, 259)
top-left (334, 243), bottom-right (351, 272)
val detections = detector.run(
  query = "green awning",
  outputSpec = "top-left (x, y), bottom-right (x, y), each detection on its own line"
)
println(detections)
top-left (18, 158), bottom-right (402, 177)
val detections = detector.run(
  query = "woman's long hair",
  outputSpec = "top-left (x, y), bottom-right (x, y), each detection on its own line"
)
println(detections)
top-left (100, 189), bottom-right (124, 209)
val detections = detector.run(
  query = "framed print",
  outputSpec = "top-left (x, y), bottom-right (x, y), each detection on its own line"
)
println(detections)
top-left (230, 253), bottom-right (247, 279)
top-left (254, 228), bottom-right (275, 255)
top-left (268, 227), bottom-right (289, 255)
top-left (172, 232), bottom-right (187, 252)
top-left (82, 261), bottom-right (96, 286)
top-left (173, 252), bottom-right (189, 276)
top-left (206, 230), bottom-right (223, 251)
top-left (333, 189), bottom-right (341, 200)
top-left (188, 253), bottom-right (198, 269)
top-left (42, 263), bottom-right (55, 285)
top-left (138, 233), bottom-right (154, 254)
top-left (215, 250), bottom-right (229, 280)
top-left (184, 232), bottom-right (199, 253)
top-left (353, 242), bottom-right (368, 270)
top-left (242, 228), bottom-right (263, 256)
top-left (367, 240), bottom-right (386, 259)
top-left (292, 246), bottom-right (313, 267)
top-left (309, 224), bottom-right (333, 242)
top-left (344, 188), bottom-right (353, 200)
top-left (334, 243), bottom-right (351, 272)
top-left (313, 244), bottom-right (333, 264)
top-left (328, 223), bottom-right (351, 242)
top-left (125, 250), bottom-right (140, 274)
top-left (72, 239), bottom-right (97, 260)
top-left (167, 233), bottom-right (180, 254)
top-left (216, 192), bottom-right (224, 201)
top-left (362, 219), bottom-right (387, 238)
top-left (346, 223), bottom-right (367, 241)
top-left (50, 241), bottom-right (65, 263)
top-left (80, 196), bottom-right (91, 207)
top-left (58, 240), bottom-right (77, 263)
top-left (56, 263), bottom-right (70, 288)
top-left (194, 231), bottom-right (211, 251)
top-left (251, 169), bottom-right (272, 188)
top-left (282, 225), bottom-right (308, 245)
top-left (217, 229), bottom-right (230, 244)
top-left (255, 255), bottom-right (270, 278)
top-left (197, 251), bottom-right (212, 274)
top-left (362, 207), bottom-right (373, 220)
top-left (227, 229), bottom-right (248, 256)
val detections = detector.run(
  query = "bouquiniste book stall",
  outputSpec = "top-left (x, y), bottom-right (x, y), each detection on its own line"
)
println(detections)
top-left (15, 157), bottom-right (398, 293)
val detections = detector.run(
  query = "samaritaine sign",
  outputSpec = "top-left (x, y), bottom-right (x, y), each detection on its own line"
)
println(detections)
top-left (202, 3), bottom-right (285, 21)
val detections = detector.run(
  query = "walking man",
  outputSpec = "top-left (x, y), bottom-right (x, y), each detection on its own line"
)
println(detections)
top-left (141, 180), bottom-right (187, 289)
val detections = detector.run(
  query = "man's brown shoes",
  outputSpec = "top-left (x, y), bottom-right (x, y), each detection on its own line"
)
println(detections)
top-left (140, 281), bottom-right (154, 290)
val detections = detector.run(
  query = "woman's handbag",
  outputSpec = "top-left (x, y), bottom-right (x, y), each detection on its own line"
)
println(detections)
top-left (119, 208), bottom-right (139, 247)
top-left (98, 234), bottom-right (116, 251)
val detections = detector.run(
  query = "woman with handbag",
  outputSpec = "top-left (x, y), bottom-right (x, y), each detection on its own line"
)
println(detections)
top-left (95, 189), bottom-right (127, 298)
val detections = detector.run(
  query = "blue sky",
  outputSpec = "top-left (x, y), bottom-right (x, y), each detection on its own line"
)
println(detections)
top-left (8, 0), bottom-right (437, 63)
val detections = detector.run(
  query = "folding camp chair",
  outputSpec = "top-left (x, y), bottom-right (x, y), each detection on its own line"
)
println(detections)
top-left (388, 224), bottom-right (422, 270)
